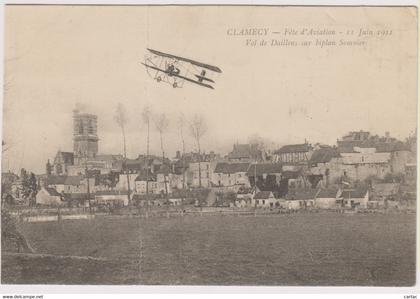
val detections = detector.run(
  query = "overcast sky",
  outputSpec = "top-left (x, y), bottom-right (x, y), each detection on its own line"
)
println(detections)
top-left (3, 5), bottom-right (417, 174)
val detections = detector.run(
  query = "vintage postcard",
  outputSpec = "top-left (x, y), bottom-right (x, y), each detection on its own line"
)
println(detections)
top-left (1, 4), bottom-right (417, 287)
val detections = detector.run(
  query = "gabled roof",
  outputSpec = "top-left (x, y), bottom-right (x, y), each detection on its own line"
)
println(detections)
top-left (156, 164), bottom-right (172, 175)
top-left (46, 175), bottom-right (68, 185)
top-left (64, 175), bottom-right (83, 186)
top-left (317, 188), bottom-right (339, 198)
top-left (247, 163), bottom-right (283, 176)
top-left (135, 170), bottom-right (156, 182)
top-left (339, 188), bottom-right (368, 199)
top-left (44, 187), bottom-right (61, 196)
top-left (254, 191), bottom-right (273, 199)
top-left (275, 144), bottom-right (312, 154)
top-left (310, 147), bottom-right (340, 164)
top-left (214, 162), bottom-right (250, 174)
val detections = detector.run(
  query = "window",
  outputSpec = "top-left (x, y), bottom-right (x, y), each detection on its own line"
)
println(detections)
top-left (262, 200), bottom-right (265, 205)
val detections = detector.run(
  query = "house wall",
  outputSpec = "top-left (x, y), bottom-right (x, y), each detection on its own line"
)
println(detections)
top-left (211, 171), bottom-right (250, 188)
top-left (117, 173), bottom-right (138, 191)
top-left (156, 173), bottom-right (172, 194)
top-left (314, 197), bottom-right (338, 209)
top-left (95, 194), bottom-right (128, 206)
top-left (310, 155), bottom-right (392, 183)
top-left (188, 162), bottom-right (213, 187)
top-left (64, 178), bottom-right (95, 193)
top-left (255, 197), bottom-right (277, 208)
top-left (135, 180), bottom-right (163, 194)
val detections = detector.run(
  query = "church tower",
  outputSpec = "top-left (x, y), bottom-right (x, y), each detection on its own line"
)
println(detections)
top-left (73, 108), bottom-right (99, 165)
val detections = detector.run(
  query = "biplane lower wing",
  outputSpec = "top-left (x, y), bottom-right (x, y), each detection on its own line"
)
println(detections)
top-left (195, 74), bottom-right (215, 83)
top-left (142, 62), bottom-right (215, 89)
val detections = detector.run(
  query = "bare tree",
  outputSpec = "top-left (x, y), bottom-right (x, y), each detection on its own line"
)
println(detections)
top-left (178, 113), bottom-right (187, 189)
top-left (115, 103), bottom-right (131, 205)
top-left (189, 114), bottom-right (207, 188)
top-left (154, 113), bottom-right (169, 197)
top-left (141, 105), bottom-right (152, 210)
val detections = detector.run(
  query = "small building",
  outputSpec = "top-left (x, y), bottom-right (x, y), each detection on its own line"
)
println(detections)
top-left (45, 175), bottom-right (68, 193)
top-left (212, 162), bottom-right (251, 190)
top-left (36, 187), bottom-right (64, 206)
top-left (338, 188), bottom-right (369, 209)
top-left (134, 171), bottom-right (160, 194)
top-left (253, 191), bottom-right (278, 208)
top-left (95, 190), bottom-right (130, 206)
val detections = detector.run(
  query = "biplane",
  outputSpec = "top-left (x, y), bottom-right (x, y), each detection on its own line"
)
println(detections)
top-left (142, 48), bottom-right (222, 89)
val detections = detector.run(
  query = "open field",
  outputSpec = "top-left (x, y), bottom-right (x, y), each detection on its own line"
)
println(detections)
top-left (2, 212), bottom-right (416, 285)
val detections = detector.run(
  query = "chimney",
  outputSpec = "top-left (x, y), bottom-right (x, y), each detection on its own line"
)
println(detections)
top-left (176, 150), bottom-right (181, 159)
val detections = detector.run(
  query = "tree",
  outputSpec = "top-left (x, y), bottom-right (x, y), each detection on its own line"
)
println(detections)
top-left (142, 105), bottom-right (152, 209)
top-left (154, 113), bottom-right (169, 197)
top-left (46, 159), bottom-right (52, 175)
top-left (189, 114), bottom-right (207, 188)
top-left (115, 103), bottom-right (131, 205)
top-left (178, 113), bottom-right (187, 189)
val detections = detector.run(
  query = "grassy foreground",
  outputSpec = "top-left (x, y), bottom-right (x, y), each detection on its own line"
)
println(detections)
top-left (2, 212), bottom-right (416, 285)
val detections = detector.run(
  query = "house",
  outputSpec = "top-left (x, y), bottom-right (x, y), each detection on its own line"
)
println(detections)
top-left (117, 172), bottom-right (139, 192)
top-left (338, 188), bottom-right (369, 209)
top-left (273, 143), bottom-right (313, 164)
top-left (63, 175), bottom-right (95, 193)
top-left (134, 170), bottom-right (158, 194)
top-left (235, 187), bottom-right (254, 207)
top-left (212, 162), bottom-right (251, 190)
top-left (45, 175), bottom-right (68, 193)
top-left (156, 165), bottom-right (172, 195)
top-left (188, 161), bottom-right (213, 188)
top-left (95, 190), bottom-right (130, 207)
top-left (307, 146), bottom-right (340, 187)
top-left (246, 163), bottom-right (285, 196)
top-left (253, 191), bottom-right (278, 208)
top-left (36, 187), bottom-right (64, 206)
top-left (284, 188), bottom-right (318, 210)
top-left (339, 149), bottom-right (392, 181)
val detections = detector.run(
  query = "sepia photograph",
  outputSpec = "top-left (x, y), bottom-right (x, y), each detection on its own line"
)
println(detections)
top-left (1, 4), bottom-right (418, 287)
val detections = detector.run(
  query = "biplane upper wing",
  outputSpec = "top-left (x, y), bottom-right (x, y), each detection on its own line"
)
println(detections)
top-left (141, 62), bottom-right (214, 89)
top-left (147, 48), bottom-right (222, 73)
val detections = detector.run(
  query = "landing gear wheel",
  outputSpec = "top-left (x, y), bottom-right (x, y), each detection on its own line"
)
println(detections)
top-left (156, 76), bottom-right (162, 82)
top-left (173, 82), bottom-right (178, 88)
